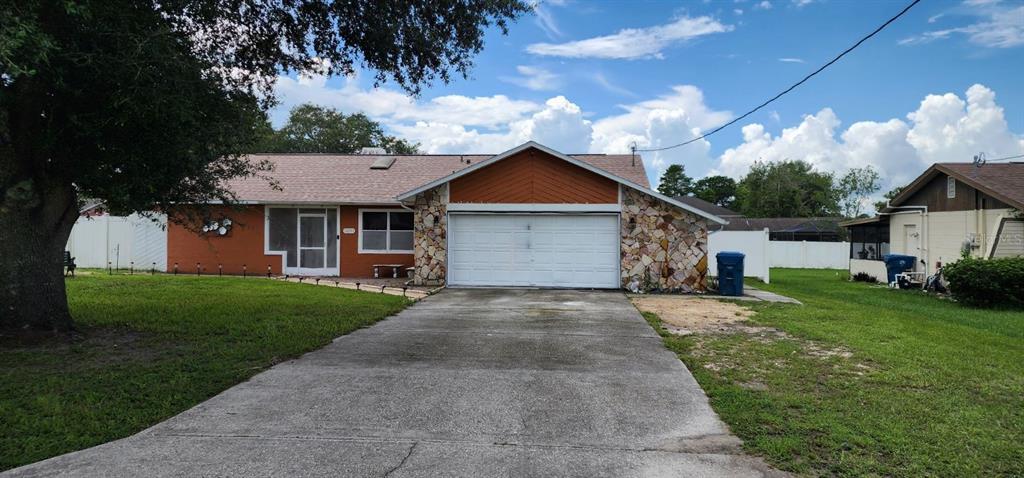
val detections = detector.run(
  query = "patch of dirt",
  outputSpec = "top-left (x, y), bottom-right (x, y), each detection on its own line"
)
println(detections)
top-left (632, 295), bottom-right (867, 380)
top-left (631, 296), bottom-right (769, 335)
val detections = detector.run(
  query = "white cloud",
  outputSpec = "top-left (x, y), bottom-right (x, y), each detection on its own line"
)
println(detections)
top-left (591, 86), bottom-right (732, 182)
top-left (533, 4), bottom-right (563, 39)
top-left (272, 74), bottom-right (1022, 193)
top-left (792, 0), bottom-right (814, 7)
top-left (500, 65), bottom-right (562, 91)
top-left (712, 84), bottom-right (1024, 193)
top-left (391, 96), bottom-right (593, 155)
top-left (734, 9), bottom-right (744, 15)
top-left (513, 96), bottom-right (594, 153)
top-left (754, 1), bottom-right (773, 10)
top-left (591, 72), bottom-right (637, 98)
top-left (906, 84), bottom-right (1024, 163)
top-left (273, 71), bottom-right (539, 128)
top-left (900, 3), bottom-right (1024, 48)
top-left (525, 16), bottom-right (733, 59)
top-left (778, 57), bottom-right (805, 63)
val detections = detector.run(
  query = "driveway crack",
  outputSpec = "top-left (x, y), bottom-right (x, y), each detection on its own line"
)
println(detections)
top-left (383, 441), bottom-right (417, 477)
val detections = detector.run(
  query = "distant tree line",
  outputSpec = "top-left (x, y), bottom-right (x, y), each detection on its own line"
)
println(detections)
top-left (255, 104), bottom-right (419, 154)
top-left (658, 161), bottom-right (884, 218)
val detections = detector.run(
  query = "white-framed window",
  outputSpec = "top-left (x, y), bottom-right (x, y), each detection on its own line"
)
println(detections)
top-left (358, 209), bottom-right (414, 253)
top-left (947, 176), bottom-right (956, 199)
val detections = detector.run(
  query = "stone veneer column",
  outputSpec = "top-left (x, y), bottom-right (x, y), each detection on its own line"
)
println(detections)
top-left (620, 188), bottom-right (709, 292)
top-left (412, 184), bottom-right (447, 285)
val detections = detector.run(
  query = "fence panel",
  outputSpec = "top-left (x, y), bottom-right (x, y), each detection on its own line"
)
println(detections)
top-left (66, 214), bottom-right (167, 270)
top-left (708, 229), bottom-right (770, 283)
top-left (770, 241), bottom-right (849, 269)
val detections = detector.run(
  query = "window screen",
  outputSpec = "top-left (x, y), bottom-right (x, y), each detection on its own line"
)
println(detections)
top-left (268, 208), bottom-right (297, 267)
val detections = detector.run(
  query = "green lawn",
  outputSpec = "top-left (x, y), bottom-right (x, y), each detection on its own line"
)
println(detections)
top-left (644, 268), bottom-right (1024, 477)
top-left (0, 273), bottom-right (408, 471)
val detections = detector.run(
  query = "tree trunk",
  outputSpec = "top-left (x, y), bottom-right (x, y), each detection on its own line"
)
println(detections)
top-left (0, 181), bottom-right (79, 333)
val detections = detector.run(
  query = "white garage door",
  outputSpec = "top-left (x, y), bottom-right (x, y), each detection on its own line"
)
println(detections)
top-left (448, 214), bottom-right (619, 288)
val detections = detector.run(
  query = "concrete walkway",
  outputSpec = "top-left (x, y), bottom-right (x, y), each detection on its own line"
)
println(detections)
top-left (6, 289), bottom-right (782, 477)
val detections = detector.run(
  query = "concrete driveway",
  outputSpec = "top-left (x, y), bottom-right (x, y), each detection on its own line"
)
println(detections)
top-left (7, 289), bottom-right (780, 477)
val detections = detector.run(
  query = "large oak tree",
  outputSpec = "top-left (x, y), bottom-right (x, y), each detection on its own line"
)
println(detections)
top-left (0, 0), bottom-right (528, 332)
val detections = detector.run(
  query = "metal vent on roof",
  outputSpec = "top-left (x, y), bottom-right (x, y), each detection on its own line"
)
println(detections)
top-left (359, 147), bottom-right (388, 155)
top-left (370, 156), bottom-right (396, 170)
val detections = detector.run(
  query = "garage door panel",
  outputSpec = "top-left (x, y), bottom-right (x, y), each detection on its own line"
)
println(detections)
top-left (449, 214), bottom-right (619, 288)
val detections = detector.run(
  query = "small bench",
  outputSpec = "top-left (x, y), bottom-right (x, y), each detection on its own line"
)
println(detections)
top-left (63, 251), bottom-right (77, 277)
top-left (372, 264), bottom-right (406, 278)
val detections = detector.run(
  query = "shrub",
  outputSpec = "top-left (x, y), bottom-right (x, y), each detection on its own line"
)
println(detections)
top-left (943, 257), bottom-right (1024, 308)
top-left (851, 272), bottom-right (877, 283)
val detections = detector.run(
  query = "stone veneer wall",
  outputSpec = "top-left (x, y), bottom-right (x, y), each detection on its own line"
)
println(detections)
top-left (620, 188), bottom-right (709, 292)
top-left (412, 184), bottom-right (447, 285)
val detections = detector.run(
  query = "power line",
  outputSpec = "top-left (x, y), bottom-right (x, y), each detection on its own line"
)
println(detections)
top-left (970, 153), bottom-right (1019, 168)
top-left (633, 0), bottom-right (922, 154)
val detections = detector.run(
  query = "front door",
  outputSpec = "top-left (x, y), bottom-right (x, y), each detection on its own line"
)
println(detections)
top-left (297, 212), bottom-right (329, 275)
top-left (903, 224), bottom-right (919, 259)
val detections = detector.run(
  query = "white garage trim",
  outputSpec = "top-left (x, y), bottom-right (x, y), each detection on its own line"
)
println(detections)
top-left (447, 212), bottom-right (620, 288)
top-left (447, 203), bottom-right (620, 213)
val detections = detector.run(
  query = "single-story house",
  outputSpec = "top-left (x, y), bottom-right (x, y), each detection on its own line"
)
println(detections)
top-left (168, 142), bottom-right (727, 290)
top-left (843, 162), bottom-right (1024, 281)
top-left (673, 196), bottom-right (744, 220)
top-left (673, 197), bottom-right (845, 242)
top-left (719, 217), bottom-right (845, 242)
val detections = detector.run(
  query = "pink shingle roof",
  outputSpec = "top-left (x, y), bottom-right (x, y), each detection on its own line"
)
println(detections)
top-left (225, 152), bottom-right (650, 204)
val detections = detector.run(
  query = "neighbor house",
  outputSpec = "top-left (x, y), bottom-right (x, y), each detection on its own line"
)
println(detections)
top-left (167, 142), bottom-right (727, 291)
top-left (718, 217), bottom-right (845, 242)
top-left (844, 162), bottom-right (1024, 281)
top-left (674, 197), bottom-right (845, 242)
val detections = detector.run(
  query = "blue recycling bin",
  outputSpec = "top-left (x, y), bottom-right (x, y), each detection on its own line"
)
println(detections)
top-left (882, 254), bottom-right (916, 284)
top-left (716, 251), bottom-right (745, 296)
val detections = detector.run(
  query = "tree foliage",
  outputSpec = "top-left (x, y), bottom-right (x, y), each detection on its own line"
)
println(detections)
top-left (874, 186), bottom-right (905, 213)
top-left (836, 166), bottom-right (881, 218)
top-left (735, 160), bottom-right (839, 217)
top-left (691, 175), bottom-right (737, 208)
top-left (258, 104), bottom-right (419, 154)
top-left (657, 165), bottom-right (694, 197)
top-left (0, 0), bottom-right (528, 331)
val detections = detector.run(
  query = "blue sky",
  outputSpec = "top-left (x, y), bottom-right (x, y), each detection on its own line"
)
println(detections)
top-left (271, 0), bottom-right (1024, 191)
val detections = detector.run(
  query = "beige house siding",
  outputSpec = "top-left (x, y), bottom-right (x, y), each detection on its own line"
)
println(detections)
top-left (849, 259), bottom-right (888, 283)
top-left (888, 208), bottom-right (1015, 275)
top-left (992, 219), bottom-right (1024, 258)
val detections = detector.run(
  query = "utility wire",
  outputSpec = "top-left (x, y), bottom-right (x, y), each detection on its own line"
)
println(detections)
top-left (634, 0), bottom-right (922, 154)
top-left (973, 152), bottom-right (1024, 166)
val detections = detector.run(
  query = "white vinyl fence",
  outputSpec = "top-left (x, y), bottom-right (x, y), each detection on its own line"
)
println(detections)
top-left (66, 214), bottom-right (167, 270)
top-left (709, 231), bottom-right (852, 283)
top-left (769, 241), bottom-right (850, 269)
top-left (708, 229), bottom-right (771, 283)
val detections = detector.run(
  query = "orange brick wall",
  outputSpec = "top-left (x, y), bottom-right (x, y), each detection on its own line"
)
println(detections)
top-left (340, 206), bottom-right (414, 277)
top-left (167, 205), bottom-right (288, 275)
top-left (169, 205), bottom-right (413, 278)
top-left (450, 149), bottom-right (618, 203)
